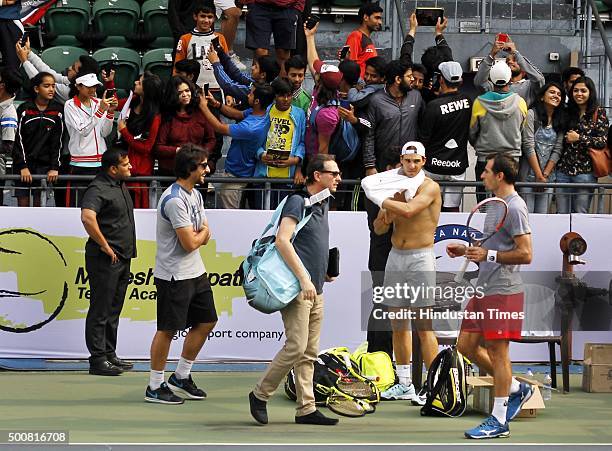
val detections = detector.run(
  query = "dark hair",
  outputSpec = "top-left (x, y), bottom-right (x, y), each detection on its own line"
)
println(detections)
top-left (365, 56), bottom-right (387, 78)
top-left (531, 81), bottom-right (565, 133)
top-left (256, 55), bottom-right (281, 83)
top-left (102, 148), bottom-right (128, 171)
top-left (316, 83), bottom-right (338, 106)
top-left (567, 76), bottom-right (599, 126)
top-left (421, 45), bottom-right (451, 78)
top-left (358, 2), bottom-right (383, 24)
top-left (174, 59), bottom-right (201, 83)
top-left (486, 153), bottom-right (518, 185)
top-left (162, 75), bottom-right (198, 119)
top-left (192, 1), bottom-right (216, 16)
top-left (412, 63), bottom-right (427, 77)
top-left (0, 67), bottom-right (22, 96)
top-left (385, 60), bottom-right (410, 86)
top-left (561, 66), bottom-right (585, 83)
top-left (285, 55), bottom-right (307, 73)
top-left (306, 154), bottom-right (336, 184)
top-left (339, 60), bottom-right (361, 87)
top-left (271, 77), bottom-right (292, 96)
top-left (252, 82), bottom-right (276, 110)
top-left (175, 143), bottom-right (209, 179)
top-left (68, 69), bottom-right (96, 97)
top-left (78, 55), bottom-right (99, 75)
top-left (128, 72), bottom-right (163, 134)
top-left (29, 71), bottom-right (55, 99)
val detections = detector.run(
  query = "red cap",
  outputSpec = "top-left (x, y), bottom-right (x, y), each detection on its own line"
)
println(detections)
top-left (313, 59), bottom-right (343, 90)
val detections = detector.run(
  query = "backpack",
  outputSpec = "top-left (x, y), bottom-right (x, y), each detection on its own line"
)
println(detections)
top-left (420, 346), bottom-right (472, 418)
top-left (239, 193), bottom-right (312, 314)
top-left (310, 101), bottom-right (360, 163)
top-left (351, 343), bottom-right (396, 392)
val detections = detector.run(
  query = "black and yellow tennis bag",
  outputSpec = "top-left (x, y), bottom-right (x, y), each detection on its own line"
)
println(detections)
top-left (420, 346), bottom-right (471, 417)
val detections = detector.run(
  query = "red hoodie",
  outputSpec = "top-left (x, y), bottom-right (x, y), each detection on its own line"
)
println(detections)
top-left (119, 114), bottom-right (161, 176)
top-left (154, 108), bottom-right (216, 175)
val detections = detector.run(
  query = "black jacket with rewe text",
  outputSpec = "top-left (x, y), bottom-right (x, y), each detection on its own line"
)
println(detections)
top-left (418, 91), bottom-right (472, 175)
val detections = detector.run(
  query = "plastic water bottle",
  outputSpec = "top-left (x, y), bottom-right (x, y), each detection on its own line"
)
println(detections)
top-left (526, 367), bottom-right (534, 377)
top-left (542, 373), bottom-right (552, 401)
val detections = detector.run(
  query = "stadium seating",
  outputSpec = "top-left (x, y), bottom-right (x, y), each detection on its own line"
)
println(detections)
top-left (40, 46), bottom-right (89, 73)
top-left (93, 47), bottom-right (141, 94)
top-left (141, 0), bottom-right (174, 49)
top-left (44, 0), bottom-right (91, 46)
top-left (142, 48), bottom-right (174, 84)
top-left (92, 0), bottom-right (141, 48)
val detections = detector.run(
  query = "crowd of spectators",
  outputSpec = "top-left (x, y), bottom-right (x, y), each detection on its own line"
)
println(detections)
top-left (0, 0), bottom-right (610, 213)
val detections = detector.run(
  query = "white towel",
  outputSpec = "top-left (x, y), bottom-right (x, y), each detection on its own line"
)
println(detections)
top-left (361, 168), bottom-right (426, 208)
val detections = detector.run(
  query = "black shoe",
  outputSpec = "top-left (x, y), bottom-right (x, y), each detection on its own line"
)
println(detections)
top-left (295, 409), bottom-right (339, 425)
top-left (167, 373), bottom-right (206, 400)
top-left (145, 382), bottom-right (184, 404)
top-left (107, 356), bottom-right (134, 371)
top-left (249, 391), bottom-right (268, 424)
top-left (89, 360), bottom-right (123, 376)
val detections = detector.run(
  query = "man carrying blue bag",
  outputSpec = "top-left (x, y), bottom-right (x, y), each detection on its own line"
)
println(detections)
top-left (248, 154), bottom-right (341, 426)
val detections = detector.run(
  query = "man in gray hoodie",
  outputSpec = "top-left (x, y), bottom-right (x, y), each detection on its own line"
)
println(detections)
top-left (470, 61), bottom-right (528, 203)
top-left (474, 38), bottom-right (544, 106)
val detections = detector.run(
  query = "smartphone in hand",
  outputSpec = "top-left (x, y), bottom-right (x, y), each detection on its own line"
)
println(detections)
top-left (496, 32), bottom-right (510, 43)
top-left (211, 36), bottom-right (221, 52)
top-left (340, 45), bottom-right (350, 60)
top-left (203, 83), bottom-right (210, 97)
top-left (305, 14), bottom-right (320, 30)
top-left (339, 99), bottom-right (351, 109)
top-left (105, 88), bottom-right (117, 99)
top-left (19, 31), bottom-right (29, 47)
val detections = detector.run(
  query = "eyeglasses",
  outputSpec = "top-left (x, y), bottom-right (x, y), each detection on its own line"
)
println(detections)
top-left (319, 170), bottom-right (342, 178)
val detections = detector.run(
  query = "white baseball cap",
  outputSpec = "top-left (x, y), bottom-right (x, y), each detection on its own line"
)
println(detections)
top-left (75, 73), bottom-right (102, 87)
top-left (489, 61), bottom-right (512, 86)
top-left (438, 61), bottom-right (463, 83)
top-left (401, 141), bottom-right (426, 157)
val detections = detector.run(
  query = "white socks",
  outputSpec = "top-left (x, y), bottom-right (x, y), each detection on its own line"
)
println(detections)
top-left (175, 357), bottom-right (194, 380)
top-left (492, 397), bottom-right (509, 424)
top-left (396, 364), bottom-right (412, 387)
top-left (510, 377), bottom-right (521, 394)
top-left (149, 370), bottom-right (164, 390)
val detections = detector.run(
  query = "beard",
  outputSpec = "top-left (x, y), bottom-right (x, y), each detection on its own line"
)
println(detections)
top-left (398, 80), bottom-right (411, 95)
top-left (511, 68), bottom-right (522, 77)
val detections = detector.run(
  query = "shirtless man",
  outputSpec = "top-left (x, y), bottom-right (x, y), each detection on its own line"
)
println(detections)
top-left (372, 141), bottom-right (441, 404)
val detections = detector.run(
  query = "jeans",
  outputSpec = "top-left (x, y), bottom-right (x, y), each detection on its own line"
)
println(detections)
top-left (521, 185), bottom-right (554, 214)
top-left (555, 171), bottom-right (596, 214)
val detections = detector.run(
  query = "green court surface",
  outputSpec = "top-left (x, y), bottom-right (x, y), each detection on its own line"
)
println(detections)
top-left (1, 371), bottom-right (611, 445)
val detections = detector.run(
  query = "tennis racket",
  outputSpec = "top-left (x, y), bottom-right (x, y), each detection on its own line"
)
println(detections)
top-left (454, 197), bottom-right (509, 283)
top-left (319, 385), bottom-right (375, 417)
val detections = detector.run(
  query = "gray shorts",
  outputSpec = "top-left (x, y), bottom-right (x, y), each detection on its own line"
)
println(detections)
top-left (382, 247), bottom-right (436, 308)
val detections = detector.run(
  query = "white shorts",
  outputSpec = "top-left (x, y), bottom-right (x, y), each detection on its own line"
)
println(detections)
top-left (423, 170), bottom-right (466, 208)
top-left (215, 0), bottom-right (238, 18)
top-left (382, 248), bottom-right (436, 309)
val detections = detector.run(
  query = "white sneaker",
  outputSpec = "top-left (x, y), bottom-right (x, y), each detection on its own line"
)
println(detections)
top-left (229, 52), bottom-right (247, 71)
top-left (380, 382), bottom-right (418, 401)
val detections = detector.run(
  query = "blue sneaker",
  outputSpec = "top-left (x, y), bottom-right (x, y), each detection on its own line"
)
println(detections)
top-left (145, 382), bottom-right (184, 405)
top-left (464, 415), bottom-right (510, 439)
top-left (380, 383), bottom-right (418, 401)
top-left (506, 382), bottom-right (533, 421)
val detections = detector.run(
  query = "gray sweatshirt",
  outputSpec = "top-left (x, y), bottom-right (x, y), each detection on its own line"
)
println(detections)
top-left (473, 51), bottom-right (545, 106)
top-left (22, 52), bottom-right (71, 104)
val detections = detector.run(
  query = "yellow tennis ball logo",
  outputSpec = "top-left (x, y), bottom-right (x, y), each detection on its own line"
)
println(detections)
top-left (0, 229), bottom-right (68, 333)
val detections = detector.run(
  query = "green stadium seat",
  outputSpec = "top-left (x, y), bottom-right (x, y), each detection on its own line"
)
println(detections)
top-left (41, 46), bottom-right (89, 73)
top-left (93, 47), bottom-right (142, 94)
top-left (142, 48), bottom-right (173, 84)
top-left (44, 0), bottom-right (90, 46)
top-left (92, 0), bottom-right (141, 47)
top-left (142, 0), bottom-right (174, 48)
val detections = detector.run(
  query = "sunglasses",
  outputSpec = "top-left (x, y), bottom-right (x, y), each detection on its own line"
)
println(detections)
top-left (319, 170), bottom-right (342, 177)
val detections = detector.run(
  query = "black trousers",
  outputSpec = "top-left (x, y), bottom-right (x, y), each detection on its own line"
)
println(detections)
top-left (0, 19), bottom-right (21, 69)
top-left (85, 252), bottom-right (131, 364)
top-left (364, 197), bottom-right (394, 357)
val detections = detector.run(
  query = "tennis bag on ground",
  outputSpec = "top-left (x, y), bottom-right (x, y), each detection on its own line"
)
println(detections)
top-left (240, 194), bottom-right (312, 314)
top-left (420, 346), bottom-right (471, 417)
top-left (351, 343), bottom-right (396, 392)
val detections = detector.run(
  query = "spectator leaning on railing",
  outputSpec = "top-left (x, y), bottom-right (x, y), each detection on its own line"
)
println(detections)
top-left (12, 72), bottom-right (63, 207)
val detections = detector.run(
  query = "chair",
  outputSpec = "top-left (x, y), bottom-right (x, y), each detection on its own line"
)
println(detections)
top-left (40, 46), bottom-right (89, 73)
top-left (44, 0), bottom-right (90, 46)
top-left (142, 48), bottom-right (174, 84)
top-left (141, 0), bottom-right (174, 48)
top-left (92, 47), bottom-right (141, 93)
top-left (92, 0), bottom-right (141, 47)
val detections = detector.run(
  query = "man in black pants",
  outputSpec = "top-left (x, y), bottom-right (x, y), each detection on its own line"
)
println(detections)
top-left (81, 149), bottom-right (136, 376)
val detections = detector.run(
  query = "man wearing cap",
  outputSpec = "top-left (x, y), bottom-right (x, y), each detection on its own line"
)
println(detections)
top-left (470, 61), bottom-right (527, 203)
top-left (474, 37), bottom-right (544, 106)
top-left (64, 72), bottom-right (118, 207)
top-left (368, 141), bottom-right (441, 404)
top-left (418, 61), bottom-right (471, 212)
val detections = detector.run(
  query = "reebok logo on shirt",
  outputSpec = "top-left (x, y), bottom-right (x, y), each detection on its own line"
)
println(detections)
top-left (431, 157), bottom-right (461, 168)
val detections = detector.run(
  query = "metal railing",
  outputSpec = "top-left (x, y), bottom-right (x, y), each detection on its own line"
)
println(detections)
top-left (1, 174), bottom-right (611, 213)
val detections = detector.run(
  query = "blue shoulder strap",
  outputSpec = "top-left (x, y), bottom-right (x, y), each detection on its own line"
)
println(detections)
top-left (252, 194), bottom-right (312, 249)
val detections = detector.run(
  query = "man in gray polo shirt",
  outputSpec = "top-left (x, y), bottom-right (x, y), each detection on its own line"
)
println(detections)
top-left (446, 154), bottom-right (533, 439)
top-left (145, 144), bottom-right (218, 405)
